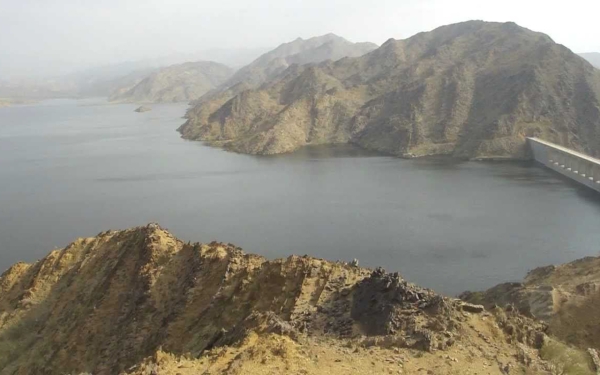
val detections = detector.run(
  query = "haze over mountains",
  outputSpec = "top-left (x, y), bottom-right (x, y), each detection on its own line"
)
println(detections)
top-left (205, 34), bottom-right (378, 102)
top-left (580, 52), bottom-right (600, 68)
top-left (2, 20), bottom-right (599, 162)
top-left (108, 34), bottom-right (377, 104)
top-left (0, 48), bottom-right (266, 100)
top-left (180, 21), bottom-right (600, 159)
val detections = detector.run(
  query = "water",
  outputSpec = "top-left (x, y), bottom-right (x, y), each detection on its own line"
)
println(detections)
top-left (1, 99), bottom-right (600, 295)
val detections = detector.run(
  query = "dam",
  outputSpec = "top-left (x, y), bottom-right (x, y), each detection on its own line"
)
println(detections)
top-left (528, 137), bottom-right (600, 193)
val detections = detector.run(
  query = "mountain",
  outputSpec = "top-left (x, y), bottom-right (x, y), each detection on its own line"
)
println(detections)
top-left (179, 21), bottom-right (600, 159)
top-left (580, 52), bottom-right (600, 68)
top-left (0, 68), bottom-right (158, 100)
top-left (461, 255), bottom-right (600, 352)
top-left (181, 34), bottom-right (378, 132)
top-left (0, 78), bottom-right (79, 100)
top-left (0, 48), bottom-right (265, 101)
top-left (64, 66), bottom-right (160, 98)
top-left (108, 61), bottom-right (234, 103)
top-left (217, 34), bottom-right (378, 94)
top-left (2, 223), bottom-right (593, 374)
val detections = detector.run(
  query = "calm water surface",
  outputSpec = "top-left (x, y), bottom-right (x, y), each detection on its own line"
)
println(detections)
top-left (1, 99), bottom-right (600, 295)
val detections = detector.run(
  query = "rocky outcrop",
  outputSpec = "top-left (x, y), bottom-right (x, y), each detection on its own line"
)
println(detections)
top-left (0, 224), bottom-right (581, 374)
top-left (180, 21), bottom-right (600, 159)
top-left (461, 255), bottom-right (600, 351)
top-left (110, 61), bottom-right (234, 103)
top-left (589, 348), bottom-right (600, 374)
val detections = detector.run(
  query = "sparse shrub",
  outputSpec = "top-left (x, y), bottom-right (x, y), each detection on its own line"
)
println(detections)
top-left (540, 339), bottom-right (595, 375)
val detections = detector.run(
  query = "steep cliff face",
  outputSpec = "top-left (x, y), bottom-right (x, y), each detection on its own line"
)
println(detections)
top-left (0, 224), bottom-right (584, 374)
top-left (180, 21), bottom-right (600, 159)
top-left (461, 255), bottom-right (600, 351)
top-left (109, 61), bottom-right (233, 103)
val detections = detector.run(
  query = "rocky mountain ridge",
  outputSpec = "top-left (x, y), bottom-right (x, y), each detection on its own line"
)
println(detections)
top-left (180, 34), bottom-right (378, 139)
top-left (179, 21), bottom-right (600, 160)
top-left (0, 224), bottom-right (597, 374)
top-left (213, 34), bottom-right (378, 96)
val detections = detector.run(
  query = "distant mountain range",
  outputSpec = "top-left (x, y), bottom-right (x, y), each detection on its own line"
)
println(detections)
top-left (3, 24), bottom-right (599, 162)
top-left (0, 37), bottom-right (376, 105)
top-left (0, 48), bottom-right (267, 100)
top-left (179, 21), bottom-right (600, 160)
top-left (107, 34), bottom-right (377, 105)
top-left (108, 62), bottom-right (234, 103)
top-left (579, 52), bottom-right (600, 68)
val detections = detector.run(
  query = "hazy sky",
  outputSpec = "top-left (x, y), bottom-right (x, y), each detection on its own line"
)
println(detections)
top-left (1, 0), bottom-right (599, 77)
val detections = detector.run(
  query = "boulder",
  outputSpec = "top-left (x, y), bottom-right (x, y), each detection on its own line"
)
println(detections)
top-left (460, 303), bottom-right (485, 313)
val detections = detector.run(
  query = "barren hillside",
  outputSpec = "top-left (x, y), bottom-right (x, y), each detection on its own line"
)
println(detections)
top-left (180, 21), bottom-right (600, 159)
top-left (0, 224), bottom-right (597, 374)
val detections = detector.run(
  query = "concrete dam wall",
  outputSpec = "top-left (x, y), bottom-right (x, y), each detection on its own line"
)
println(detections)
top-left (528, 137), bottom-right (600, 193)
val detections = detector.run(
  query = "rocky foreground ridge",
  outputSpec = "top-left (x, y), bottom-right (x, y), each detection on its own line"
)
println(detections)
top-left (462, 255), bottom-right (600, 354)
top-left (0, 224), bottom-right (597, 374)
top-left (180, 21), bottom-right (600, 159)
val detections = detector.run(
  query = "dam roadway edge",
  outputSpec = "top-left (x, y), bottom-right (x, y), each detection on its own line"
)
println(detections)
top-left (528, 137), bottom-right (600, 193)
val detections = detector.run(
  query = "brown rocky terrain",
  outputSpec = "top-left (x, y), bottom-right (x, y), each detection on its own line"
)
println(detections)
top-left (179, 21), bottom-right (600, 159)
top-left (461, 255), bottom-right (600, 353)
top-left (0, 224), bottom-right (597, 374)
top-left (109, 61), bottom-right (234, 103)
top-left (209, 33), bottom-right (378, 97)
top-left (180, 34), bottom-right (378, 137)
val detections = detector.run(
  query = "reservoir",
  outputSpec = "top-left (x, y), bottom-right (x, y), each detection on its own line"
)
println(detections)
top-left (1, 98), bottom-right (599, 295)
